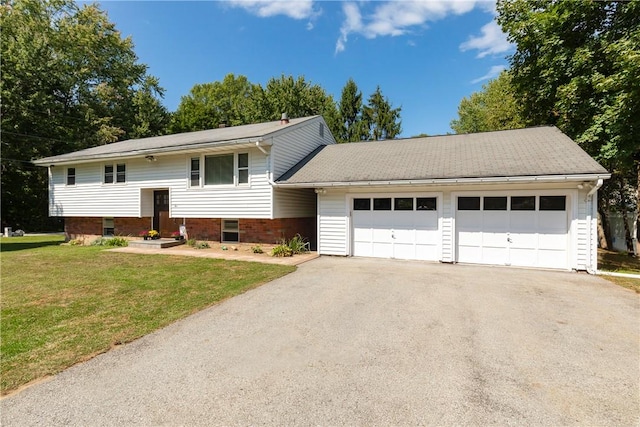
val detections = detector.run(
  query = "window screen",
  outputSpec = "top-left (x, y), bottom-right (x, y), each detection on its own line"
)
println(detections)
top-left (116, 164), bottom-right (126, 183)
top-left (67, 168), bottom-right (76, 186)
top-left (238, 153), bottom-right (249, 184)
top-left (205, 154), bottom-right (234, 185)
top-left (104, 165), bottom-right (114, 184)
top-left (190, 158), bottom-right (200, 186)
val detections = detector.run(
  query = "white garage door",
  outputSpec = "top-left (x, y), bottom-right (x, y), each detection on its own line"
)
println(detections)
top-left (456, 195), bottom-right (569, 269)
top-left (352, 196), bottom-right (440, 261)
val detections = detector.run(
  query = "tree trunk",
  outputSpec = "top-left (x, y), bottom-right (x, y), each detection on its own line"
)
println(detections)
top-left (598, 207), bottom-right (612, 250)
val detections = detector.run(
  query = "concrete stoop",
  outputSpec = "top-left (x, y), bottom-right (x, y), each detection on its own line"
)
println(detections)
top-left (128, 239), bottom-right (186, 249)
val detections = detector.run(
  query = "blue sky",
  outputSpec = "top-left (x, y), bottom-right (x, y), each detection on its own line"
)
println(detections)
top-left (98, 1), bottom-right (513, 137)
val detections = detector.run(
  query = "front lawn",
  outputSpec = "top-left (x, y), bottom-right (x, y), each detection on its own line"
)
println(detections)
top-left (0, 235), bottom-right (295, 395)
top-left (598, 248), bottom-right (640, 293)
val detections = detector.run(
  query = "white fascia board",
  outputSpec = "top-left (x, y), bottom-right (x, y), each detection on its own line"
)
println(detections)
top-left (274, 173), bottom-right (611, 188)
top-left (33, 138), bottom-right (269, 167)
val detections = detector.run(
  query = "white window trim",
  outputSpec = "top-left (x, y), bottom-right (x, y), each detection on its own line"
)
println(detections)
top-left (103, 162), bottom-right (127, 185)
top-left (190, 152), bottom-right (250, 188)
top-left (66, 167), bottom-right (76, 186)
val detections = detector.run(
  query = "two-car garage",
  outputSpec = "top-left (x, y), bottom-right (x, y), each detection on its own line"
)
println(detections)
top-left (347, 191), bottom-right (570, 269)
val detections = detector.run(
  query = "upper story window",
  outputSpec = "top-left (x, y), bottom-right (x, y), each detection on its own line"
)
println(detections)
top-left (66, 167), bottom-right (76, 186)
top-left (196, 152), bottom-right (249, 187)
top-left (104, 163), bottom-right (126, 184)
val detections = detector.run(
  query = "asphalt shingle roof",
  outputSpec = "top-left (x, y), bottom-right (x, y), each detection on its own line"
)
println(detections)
top-left (33, 116), bottom-right (317, 164)
top-left (276, 126), bottom-right (609, 184)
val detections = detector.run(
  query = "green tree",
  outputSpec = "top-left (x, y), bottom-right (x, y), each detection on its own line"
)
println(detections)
top-left (130, 76), bottom-right (171, 139)
top-left (1, 0), bottom-right (162, 230)
top-left (337, 78), bottom-right (368, 143)
top-left (170, 74), bottom-right (256, 133)
top-left (450, 71), bottom-right (525, 134)
top-left (497, 0), bottom-right (640, 251)
top-left (363, 86), bottom-right (402, 140)
top-left (253, 74), bottom-right (340, 134)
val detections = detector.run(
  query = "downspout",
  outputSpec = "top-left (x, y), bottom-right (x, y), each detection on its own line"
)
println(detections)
top-left (586, 179), bottom-right (604, 274)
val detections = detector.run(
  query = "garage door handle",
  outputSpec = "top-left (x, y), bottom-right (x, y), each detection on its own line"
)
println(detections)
top-left (507, 237), bottom-right (512, 243)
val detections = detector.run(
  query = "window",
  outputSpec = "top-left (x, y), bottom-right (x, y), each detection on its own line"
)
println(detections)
top-left (222, 219), bottom-right (239, 242)
top-left (66, 168), bottom-right (76, 186)
top-left (353, 198), bottom-right (371, 211)
top-left (190, 158), bottom-right (200, 187)
top-left (116, 164), bottom-right (126, 183)
top-left (319, 123), bottom-right (324, 138)
top-left (416, 197), bottom-right (437, 211)
top-left (104, 165), bottom-right (114, 184)
top-left (484, 196), bottom-right (507, 211)
top-left (203, 153), bottom-right (248, 186)
top-left (539, 196), bottom-right (566, 211)
top-left (103, 218), bottom-right (114, 236)
top-left (238, 153), bottom-right (249, 184)
top-left (104, 164), bottom-right (125, 184)
top-left (458, 197), bottom-right (480, 210)
top-left (511, 196), bottom-right (535, 211)
top-left (373, 198), bottom-right (392, 210)
top-left (394, 198), bottom-right (413, 211)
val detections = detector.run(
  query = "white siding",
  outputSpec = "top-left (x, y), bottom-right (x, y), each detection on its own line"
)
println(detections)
top-left (441, 192), bottom-right (454, 262)
top-left (172, 149), bottom-right (272, 218)
top-left (318, 191), bottom-right (348, 256)
top-left (49, 149), bottom-right (273, 219)
top-left (575, 188), bottom-right (590, 270)
top-left (271, 117), bottom-right (335, 180)
top-left (273, 188), bottom-right (316, 218)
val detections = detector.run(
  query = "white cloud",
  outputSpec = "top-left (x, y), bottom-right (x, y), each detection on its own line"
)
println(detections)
top-left (228, 0), bottom-right (316, 20)
top-left (336, 0), bottom-right (477, 53)
top-left (460, 20), bottom-right (512, 58)
top-left (470, 64), bottom-right (506, 84)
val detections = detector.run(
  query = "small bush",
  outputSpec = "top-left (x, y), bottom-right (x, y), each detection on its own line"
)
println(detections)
top-left (68, 239), bottom-right (83, 246)
top-left (271, 243), bottom-right (293, 257)
top-left (105, 237), bottom-right (128, 247)
top-left (251, 245), bottom-right (263, 254)
top-left (90, 237), bottom-right (109, 246)
top-left (287, 234), bottom-right (309, 254)
top-left (187, 238), bottom-right (197, 247)
top-left (194, 241), bottom-right (210, 249)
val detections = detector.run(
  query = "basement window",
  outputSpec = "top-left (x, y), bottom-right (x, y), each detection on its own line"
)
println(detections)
top-left (103, 218), bottom-right (114, 236)
top-left (222, 219), bottom-right (239, 242)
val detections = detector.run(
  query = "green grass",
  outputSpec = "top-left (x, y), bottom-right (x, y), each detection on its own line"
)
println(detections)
top-left (598, 248), bottom-right (640, 293)
top-left (0, 235), bottom-right (295, 395)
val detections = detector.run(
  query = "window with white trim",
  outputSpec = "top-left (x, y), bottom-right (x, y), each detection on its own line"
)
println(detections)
top-left (104, 163), bottom-right (126, 184)
top-left (200, 152), bottom-right (249, 186)
top-left (66, 167), bottom-right (76, 186)
top-left (190, 157), bottom-right (200, 187)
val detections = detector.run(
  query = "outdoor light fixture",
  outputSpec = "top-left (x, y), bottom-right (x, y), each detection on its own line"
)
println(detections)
top-left (145, 155), bottom-right (156, 162)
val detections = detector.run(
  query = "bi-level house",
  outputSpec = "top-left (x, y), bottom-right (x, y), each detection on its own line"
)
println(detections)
top-left (34, 117), bottom-right (610, 272)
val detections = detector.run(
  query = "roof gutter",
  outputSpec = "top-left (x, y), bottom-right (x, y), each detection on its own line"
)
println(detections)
top-left (33, 137), bottom-right (270, 166)
top-left (273, 173), bottom-right (612, 188)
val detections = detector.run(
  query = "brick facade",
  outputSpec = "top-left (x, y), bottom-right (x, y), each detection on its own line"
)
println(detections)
top-left (64, 216), bottom-right (316, 247)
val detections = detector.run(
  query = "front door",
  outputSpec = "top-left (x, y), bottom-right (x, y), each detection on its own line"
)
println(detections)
top-left (153, 190), bottom-right (179, 237)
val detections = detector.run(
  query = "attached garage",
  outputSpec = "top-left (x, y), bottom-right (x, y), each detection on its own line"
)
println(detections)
top-left (275, 126), bottom-right (610, 272)
top-left (455, 193), bottom-right (570, 269)
top-left (351, 194), bottom-right (440, 261)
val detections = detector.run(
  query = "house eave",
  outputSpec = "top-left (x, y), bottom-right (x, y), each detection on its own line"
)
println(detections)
top-left (32, 137), bottom-right (270, 166)
top-left (274, 173), bottom-right (612, 188)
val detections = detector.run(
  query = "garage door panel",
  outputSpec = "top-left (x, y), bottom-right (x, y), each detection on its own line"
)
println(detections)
top-left (456, 194), bottom-right (569, 269)
top-left (372, 242), bottom-right (393, 258)
top-left (394, 243), bottom-right (416, 260)
top-left (416, 244), bottom-right (438, 261)
top-left (353, 241), bottom-right (373, 257)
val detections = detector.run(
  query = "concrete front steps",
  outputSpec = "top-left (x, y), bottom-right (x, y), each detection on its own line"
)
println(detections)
top-left (128, 239), bottom-right (186, 249)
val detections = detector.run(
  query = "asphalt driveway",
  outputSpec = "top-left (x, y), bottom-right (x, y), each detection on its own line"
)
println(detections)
top-left (2, 257), bottom-right (639, 426)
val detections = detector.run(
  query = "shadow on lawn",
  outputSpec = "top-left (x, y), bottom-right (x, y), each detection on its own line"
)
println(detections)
top-left (0, 239), bottom-right (64, 252)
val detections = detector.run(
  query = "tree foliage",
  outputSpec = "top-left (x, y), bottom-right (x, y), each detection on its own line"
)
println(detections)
top-left (1, 0), bottom-right (167, 230)
top-left (337, 78), bottom-right (368, 143)
top-left (496, 0), bottom-right (640, 250)
top-left (450, 71), bottom-right (526, 134)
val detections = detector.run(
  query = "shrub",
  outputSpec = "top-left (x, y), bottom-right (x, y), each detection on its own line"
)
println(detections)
top-left (105, 237), bottom-right (128, 247)
top-left (90, 237), bottom-right (109, 246)
top-left (271, 243), bottom-right (293, 257)
top-left (194, 241), bottom-right (210, 249)
top-left (187, 238), bottom-right (197, 247)
top-left (251, 245), bottom-right (263, 254)
top-left (287, 234), bottom-right (309, 254)
top-left (68, 239), bottom-right (83, 246)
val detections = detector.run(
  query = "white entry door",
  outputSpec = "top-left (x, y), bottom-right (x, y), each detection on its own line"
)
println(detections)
top-left (456, 194), bottom-right (569, 269)
top-left (352, 195), bottom-right (440, 261)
